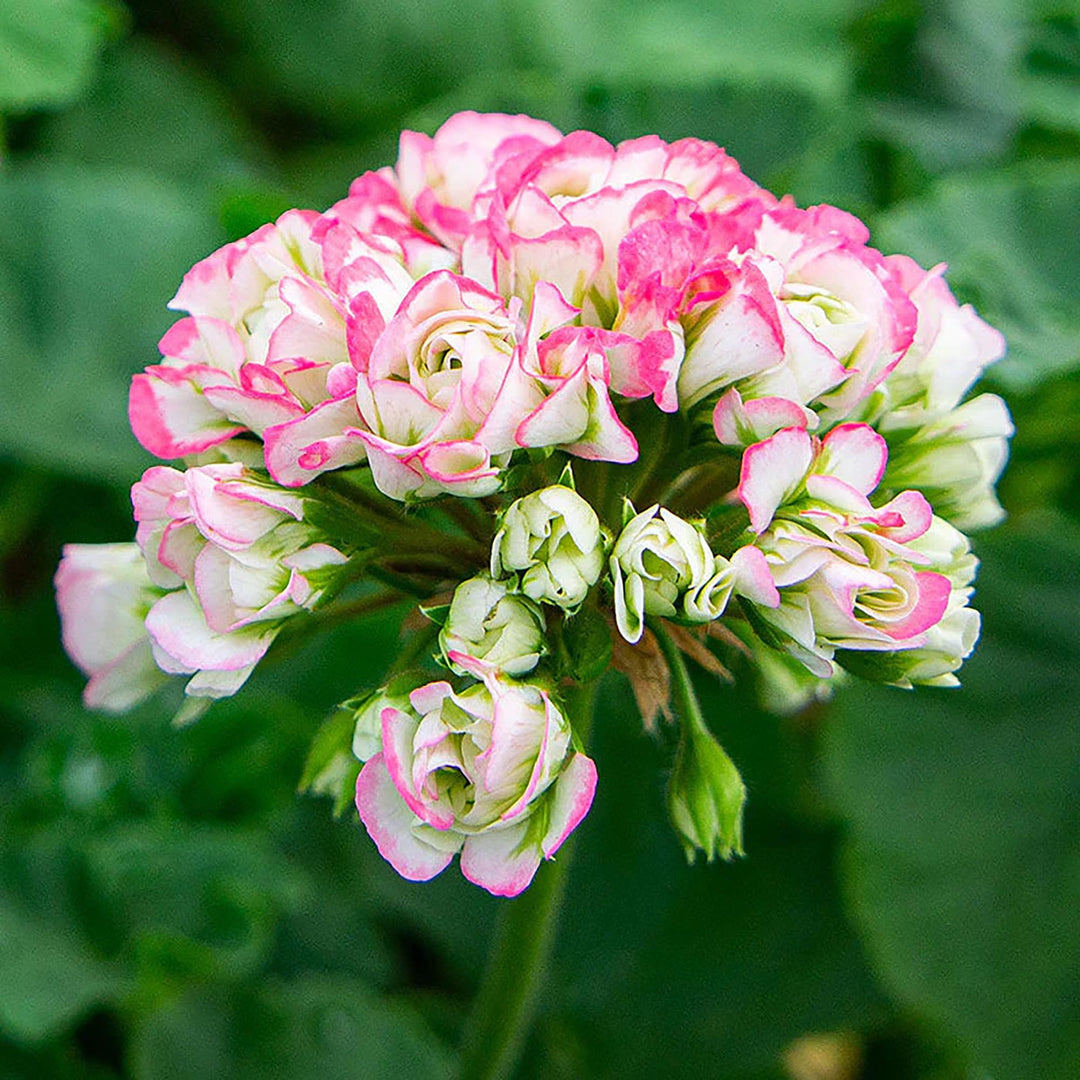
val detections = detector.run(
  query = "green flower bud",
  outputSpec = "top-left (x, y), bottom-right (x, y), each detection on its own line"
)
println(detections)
top-left (667, 719), bottom-right (746, 863)
top-left (439, 575), bottom-right (546, 677)
top-left (491, 484), bottom-right (606, 611)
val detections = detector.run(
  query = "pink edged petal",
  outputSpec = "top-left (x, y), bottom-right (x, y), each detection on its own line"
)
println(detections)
top-left (804, 473), bottom-right (874, 514)
top-left (515, 368), bottom-right (590, 450)
top-left (129, 370), bottom-right (244, 459)
top-left (168, 234), bottom-right (260, 318)
top-left (355, 755), bottom-right (459, 882)
top-left (192, 545), bottom-right (239, 634)
top-left (409, 681), bottom-right (454, 715)
top-left (130, 465), bottom-right (186, 521)
top-left (817, 423), bottom-right (888, 494)
top-left (712, 388), bottom-right (812, 447)
top-left (263, 397), bottom-right (369, 487)
top-left (381, 705), bottom-right (454, 830)
top-left (266, 275), bottom-right (347, 366)
top-left (870, 490), bottom-right (933, 543)
top-left (677, 262), bottom-right (785, 408)
top-left (158, 520), bottom-right (203, 581)
top-left (729, 545), bottom-right (780, 608)
top-left (881, 571), bottom-right (953, 641)
top-left (358, 378), bottom-right (444, 445)
top-left (158, 317), bottom-right (245, 378)
top-left (418, 441), bottom-right (502, 497)
top-left (477, 355), bottom-right (546, 455)
top-left (738, 427), bottom-right (814, 533)
top-left (562, 396), bottom-right (638, 463)
top-left (360, 440), bottom-right (426, 501)
top-left (509, 226), bottom-right (604, 307)
top-left (484, 689), bottom-right (551, 819)
top-left (526, 280), bottom-right (581, 343)
top-left (83, 640), bottom-right (168, 713)
top-left (185, 470), bottom-right (294, 551)
top-left (202, 385), bottom-right (305, 434)
top-left (541, 752), bottom-right (598, 858)
top-left (144, 590), bottom-right (275, 671)
top-left (459, 821), bottom-right (542, 898)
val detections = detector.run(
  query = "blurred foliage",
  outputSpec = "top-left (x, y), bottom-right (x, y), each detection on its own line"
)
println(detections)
top-left (1, 1), bottom-right (1078, 1078)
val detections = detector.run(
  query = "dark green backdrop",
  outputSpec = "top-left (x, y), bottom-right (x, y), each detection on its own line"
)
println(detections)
top-left (1, 2), bottom-right (1078, 1077)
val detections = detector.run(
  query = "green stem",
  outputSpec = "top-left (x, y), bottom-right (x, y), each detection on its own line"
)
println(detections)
top-left (653, 621), bottom-right (709, 738)
top-left (457, 679), bottom-right (599, 1080)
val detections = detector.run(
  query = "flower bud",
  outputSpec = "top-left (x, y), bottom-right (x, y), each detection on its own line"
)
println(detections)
top-left (439, 575), bottom-right (546, 676)
top-left (609, 504), bottom-right (777, 644)
top-left (667, 719), bottom-right (746, 863)
top-left (881, 394), bottom-right (1013, 531)
top-left (490, 483), bottom-right (606, 611)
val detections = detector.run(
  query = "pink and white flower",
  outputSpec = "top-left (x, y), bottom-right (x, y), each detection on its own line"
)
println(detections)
top-left (129, 209), bottom-right (418, 472)
top-left (737, 423), bottom-right (963, 676)
top-left (131, 463), bottom-right (349, 697)
top-left (355, 672), bottom-right (597, 896)
top-left (353, 270), bottom-right (521, 499)
top-left (55, 544), bottom-right (168, 712)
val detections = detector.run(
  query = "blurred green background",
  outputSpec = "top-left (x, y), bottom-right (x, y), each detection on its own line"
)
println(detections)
top-left (1, 1), bottom-right (1079, 1078)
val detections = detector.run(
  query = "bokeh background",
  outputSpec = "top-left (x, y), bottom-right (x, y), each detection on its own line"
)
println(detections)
top-left (2, 2), bottom-right (1079, 1078)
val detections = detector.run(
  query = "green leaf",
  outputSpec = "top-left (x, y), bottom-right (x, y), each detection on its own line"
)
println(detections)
top-left (0, 899), bottom-right (127, 1042)
top-left (0, 162), bottom-right (223, 485)
top-left (85, 822), bottom-right (308, 979)
top-left (0, 0), bottom-right (119, 113)
top-left (37, 38), bottom-right (272, 193)
top-left (873, 163), bottom-right (1080, 392)
top-left (822, 515), bottom-right (1080, 1080)
top-left (130, 976), bottom-right (453, 1080)
top-left (298, 706), bottom-right (361, 817)
top-left (527, 0), bottom-right (859, 102)
top-left (209, 0), bottom-right (514, 136)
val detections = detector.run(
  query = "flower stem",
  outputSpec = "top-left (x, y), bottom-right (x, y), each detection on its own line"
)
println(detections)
top-left (457, 679), bottom-right (599, 1080)
top-left (653, 620), bottom-right (709, 738)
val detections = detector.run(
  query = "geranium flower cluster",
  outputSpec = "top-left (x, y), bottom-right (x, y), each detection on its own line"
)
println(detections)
top-left (57, 112), bottom-right (1011, 896)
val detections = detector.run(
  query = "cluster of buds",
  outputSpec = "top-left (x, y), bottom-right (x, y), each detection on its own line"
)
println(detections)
top-left (57, 112), bottom-right (1010, 894)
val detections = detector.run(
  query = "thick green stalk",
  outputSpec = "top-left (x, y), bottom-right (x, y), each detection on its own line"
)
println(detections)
top-left (457, 680), bottom-right (599, 1080)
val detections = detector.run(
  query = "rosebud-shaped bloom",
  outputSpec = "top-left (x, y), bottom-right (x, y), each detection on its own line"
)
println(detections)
top-left (131, 463), bottom-right (349, 699)
top-left (738, 424), bottom-right (967, 678)
top-left (667, 718), bottom-right (746, 863)
top-left (490, 483), bottom-right (606, 610)
top-left (835, 516), bottom-right (981, 688)
top-left (55, 543), bottom-right (168, 711)
top-left (355, 673), bottom-right (597, 896)
top-left (610, 503), bottom-right (778, 644)
top-left (354, 270), bottom-right (520, 500)
top-left (439, 576), bottom-right (546, 677)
